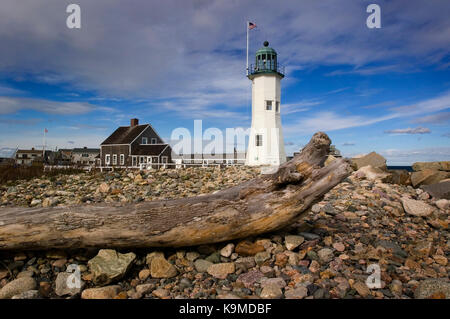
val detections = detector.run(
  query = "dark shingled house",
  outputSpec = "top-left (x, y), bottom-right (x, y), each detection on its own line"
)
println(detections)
top-left (100, 118), bottom-right (172, 167)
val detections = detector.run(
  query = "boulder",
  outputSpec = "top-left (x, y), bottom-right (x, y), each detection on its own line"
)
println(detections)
top-left (0, 277), bottom-right (37, 299)
top-left (88, 249), bottom-right (136, 286)
top-left (351, 152), bottom-right (386, 170)
top-left (422, 181), bottom-right (450, 199)
top-left (412, 161), bottom-right (450, 172)
top-left (383, 170), bottom-right (411, 186)
top-left (411, 169), bottom-right (450, 187)
top-left (401, 197), bottom-right (434, 217)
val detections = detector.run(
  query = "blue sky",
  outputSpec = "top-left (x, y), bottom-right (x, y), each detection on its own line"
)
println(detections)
top-left (0, 0), bottom-right (449, 165)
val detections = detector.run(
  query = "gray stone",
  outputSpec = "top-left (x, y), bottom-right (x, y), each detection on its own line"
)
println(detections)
top-left (194, 259), bottom-right (213, 273)
top-left (422, 181), bottom-right (450, 199)
top-left (55, 272), bottom-right (85, 296)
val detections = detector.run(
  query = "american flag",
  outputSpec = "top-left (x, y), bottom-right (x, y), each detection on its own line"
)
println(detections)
top-left (248, 22), bottom-right (256, 30)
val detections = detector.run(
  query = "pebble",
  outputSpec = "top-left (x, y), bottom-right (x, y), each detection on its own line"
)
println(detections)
top-left (220, 243), bottom-right (235, 258)
top-left (285, 235), bottom-right (305, 251)
top-left (207, 263), bottom-right (235, 279)
top-left (81, 285), bottom-right (121, 299)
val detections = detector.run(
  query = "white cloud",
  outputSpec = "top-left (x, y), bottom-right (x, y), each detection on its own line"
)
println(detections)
top-left (384, 127), bottom-right (431, 134)
top-left (0, 96), bottom-right (115, 115)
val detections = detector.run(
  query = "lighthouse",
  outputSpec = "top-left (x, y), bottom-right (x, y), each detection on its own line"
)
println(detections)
top-left (246, 41), bottom-right (286, 166)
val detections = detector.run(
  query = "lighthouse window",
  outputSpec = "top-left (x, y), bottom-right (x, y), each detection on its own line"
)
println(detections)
top-left (276, 102), bottom-right (280, 112)
top-left (266, 100), bottom-right (272, 110)
top-left (256, 134), bottom-right (263, 146)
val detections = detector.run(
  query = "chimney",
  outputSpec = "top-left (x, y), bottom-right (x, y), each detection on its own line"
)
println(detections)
top-left (130, 118), bottom-right (139, 127)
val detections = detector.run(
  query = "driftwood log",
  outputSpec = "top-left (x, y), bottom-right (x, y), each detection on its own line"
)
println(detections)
top-left (0, 132), bottom-right (352, 250)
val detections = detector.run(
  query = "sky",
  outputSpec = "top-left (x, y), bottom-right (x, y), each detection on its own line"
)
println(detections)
top-left (0, 0), bottom-right (449, 165)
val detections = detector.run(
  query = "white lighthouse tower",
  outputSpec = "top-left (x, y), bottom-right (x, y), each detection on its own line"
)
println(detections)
top-left (246, 41), bottom-right (286, 166)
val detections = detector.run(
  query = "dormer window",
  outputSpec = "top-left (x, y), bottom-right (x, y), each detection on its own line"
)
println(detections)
top-left (142, 137), bottom-right (148, 144)
top-left (151, 138), bottom-right (157, 144)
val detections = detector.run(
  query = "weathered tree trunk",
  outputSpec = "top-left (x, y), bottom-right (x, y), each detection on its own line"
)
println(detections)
top-left (0, 132), bottom-right (352, 250)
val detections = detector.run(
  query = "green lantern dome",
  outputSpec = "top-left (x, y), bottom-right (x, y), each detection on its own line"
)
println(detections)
top-left (248, 41), bottom-right (284, 79)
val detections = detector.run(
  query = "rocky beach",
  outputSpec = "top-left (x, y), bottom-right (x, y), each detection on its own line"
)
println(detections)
top-left (0, 155), bottom-right (449, 299)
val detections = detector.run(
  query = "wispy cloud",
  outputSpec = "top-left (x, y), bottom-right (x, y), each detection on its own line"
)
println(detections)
top-left (285, 91), bottom-right (450, 135)
top-left (412, 111), bottom-right (450, 124)
top-left (342, 142), bottom-right (356, 146)
top-left (282, 99), bottom-right (322, 115)
top-left (0, 96), bottom-right (115, 115)
top-left (380, 147), bottom-right (450, 165)
top-left (0, 118), bottom-right (41, 125)
top-left (384, 127), bottom-right (431, 134)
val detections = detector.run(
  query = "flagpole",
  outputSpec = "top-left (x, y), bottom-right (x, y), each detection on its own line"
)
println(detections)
top-left (246, 21), bottom-right (249, 76)
top-left (43, 128), bottom-right (46, 160)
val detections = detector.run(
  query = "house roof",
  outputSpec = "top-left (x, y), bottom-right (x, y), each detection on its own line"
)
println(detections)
top-left (16, 149), bottom-right (43, 154)
top-left (72, 148), bottom-right (100, 153)
top-left (101, 124), bottom-right (149, 145)
top-left (132, 144), bottom-right (169, 156)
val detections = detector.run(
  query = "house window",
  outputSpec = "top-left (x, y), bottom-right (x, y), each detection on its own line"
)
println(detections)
top-left (161, 156), bottom-right (168, 164)
top-left (266, 100), bottom-right (272, 111)
top-left (276, 101), bottom-right (280, 112)
top-left (152, 156), bottom-right (158, 164)
top-left (132, 156), bottom-right (137, 166)
top-left (142, 137), bottom-right (148, 144)
top-left (151, 138), bottom-right (157, 144)
top-left (140, 156), bottom-right (146, 163)
top-left (256, 134), bottom-right (263, 146)
top-left (105, 154), bottom-right (110, 165)
top-left (82, 153), bottom-right (89, 157)
top-left (120, 154), bottom-right (125, 165)
top-left (112, 154), bottom-right (117, 165)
